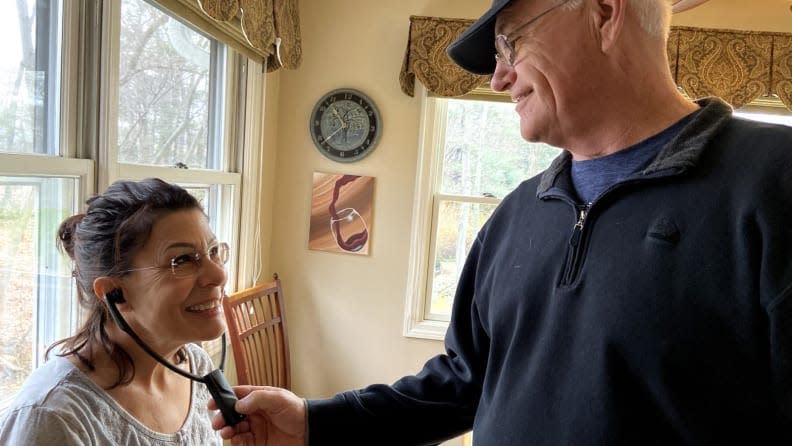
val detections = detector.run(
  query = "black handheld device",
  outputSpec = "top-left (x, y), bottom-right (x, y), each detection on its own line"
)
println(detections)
top-left (106, 289), bottom-right (246, 426)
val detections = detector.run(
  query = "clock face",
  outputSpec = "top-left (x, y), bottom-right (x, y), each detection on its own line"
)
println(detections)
top-left (310, 88), bottom-right (381, 162)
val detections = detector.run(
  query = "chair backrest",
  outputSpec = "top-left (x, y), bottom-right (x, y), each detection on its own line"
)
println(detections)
top-left (223, 273), bottom-right (291, 389)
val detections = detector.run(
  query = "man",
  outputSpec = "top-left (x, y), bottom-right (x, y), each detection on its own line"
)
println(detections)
top-left (212, 0), bottom-right (792, 444)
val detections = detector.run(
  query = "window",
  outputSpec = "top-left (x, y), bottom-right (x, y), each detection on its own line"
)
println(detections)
top-left (0, 1), bottom-right (61, 157)
top-left (404, 87), bottom-right (559, 339)
top-left (117, 0), bottom-right (224, 169)
top-left (0, 177), bottom-right (81, 404)
top-left (733, 99), bottom-right (792, 127)
top-left (0, 0), bottom-right (265, 409)
top-left (0, 0), bottom-right (83, 406)
top-left (111, 0), bottom-right (242, 287)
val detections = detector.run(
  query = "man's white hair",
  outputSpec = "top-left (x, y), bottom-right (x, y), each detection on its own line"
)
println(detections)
top-left (562, 0), bottom-right (672, 41)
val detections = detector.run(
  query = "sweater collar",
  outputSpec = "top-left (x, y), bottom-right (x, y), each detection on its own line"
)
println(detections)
top-left (537, 97), bottom-right (734, 195)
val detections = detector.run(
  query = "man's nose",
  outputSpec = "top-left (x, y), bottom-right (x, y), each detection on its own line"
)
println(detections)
top-left (490, 58), bottom-right (515, 93)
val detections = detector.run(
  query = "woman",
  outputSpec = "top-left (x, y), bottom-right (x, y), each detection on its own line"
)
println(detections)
top-left (0, 178), bottom-right (228, 445)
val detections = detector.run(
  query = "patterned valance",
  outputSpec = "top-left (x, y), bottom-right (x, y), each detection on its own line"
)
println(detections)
top-left (670, 27), bottom-right (792, 109)
top-left (151, 0), bottom-right (302, 71)
top-left (399, 17), bottom-right (490, 97)
top-left (400, 17), bottom-right (792, 111)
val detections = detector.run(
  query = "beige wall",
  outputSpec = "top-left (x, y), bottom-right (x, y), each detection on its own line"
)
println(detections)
top-left (672, 0), bottom-right (792, 32)
top-left (266, 0), bottom-right (490, 394)
top-left (258, 0), bottom-right (790, 443)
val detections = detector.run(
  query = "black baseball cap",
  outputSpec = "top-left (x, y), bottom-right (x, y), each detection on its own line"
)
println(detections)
top-left (446, 0), bottom-right (514, 75)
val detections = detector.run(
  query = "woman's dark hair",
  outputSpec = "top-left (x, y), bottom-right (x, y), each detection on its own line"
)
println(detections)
top-left (48, 178), bottom-right (203, 388)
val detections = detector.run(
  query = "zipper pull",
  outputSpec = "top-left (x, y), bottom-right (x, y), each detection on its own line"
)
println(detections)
top-left (569, 205), bottom-right (589, 247)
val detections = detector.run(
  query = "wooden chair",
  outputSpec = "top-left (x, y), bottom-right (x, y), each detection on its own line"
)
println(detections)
top-left (223, 273), bottom-right (291, 389)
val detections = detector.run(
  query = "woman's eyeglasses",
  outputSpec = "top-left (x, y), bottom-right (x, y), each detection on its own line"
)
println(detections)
top-left (117, 242), bottom-right (230, 277)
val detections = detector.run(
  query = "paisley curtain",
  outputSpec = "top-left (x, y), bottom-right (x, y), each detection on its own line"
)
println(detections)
top-left (400, 17), bottom-right (792, 111)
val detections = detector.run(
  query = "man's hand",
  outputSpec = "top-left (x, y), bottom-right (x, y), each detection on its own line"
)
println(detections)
top-left (210, 385), bottom-right (306, 446)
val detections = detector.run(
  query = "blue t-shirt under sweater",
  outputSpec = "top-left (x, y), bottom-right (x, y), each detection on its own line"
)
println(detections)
top-left (571, 111), bottom-right (698, 203)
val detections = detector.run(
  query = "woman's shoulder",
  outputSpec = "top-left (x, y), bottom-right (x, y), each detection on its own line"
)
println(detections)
top-left (5, 357), bottom-right (89, 409)
top-left (0, 357), bottom-right (102, 442)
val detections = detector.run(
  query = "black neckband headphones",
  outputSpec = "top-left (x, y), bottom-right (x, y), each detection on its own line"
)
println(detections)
top-left (105, 288), bottom-right (245, 426)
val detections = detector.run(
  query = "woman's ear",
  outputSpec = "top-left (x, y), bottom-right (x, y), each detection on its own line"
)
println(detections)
top-left (594, 0), bottom-right (626, 52)
top-left (93, 277), bottom-right (121, 303)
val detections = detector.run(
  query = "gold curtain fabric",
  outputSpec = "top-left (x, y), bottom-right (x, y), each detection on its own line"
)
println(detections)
top-left (399, 17), bottom-right (490, 97)
top-left (400, 17), bottom-right (792, 111)
top-left (672, 27), bottom-right (792, 110)
top-left (151, 0), bottom-right (302, 71)
top-left (264, 0), bottom-right (303, 71)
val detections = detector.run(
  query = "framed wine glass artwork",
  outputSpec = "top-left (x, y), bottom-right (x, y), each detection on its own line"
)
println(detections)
top-left (309, 172), bottom-right (375, 255)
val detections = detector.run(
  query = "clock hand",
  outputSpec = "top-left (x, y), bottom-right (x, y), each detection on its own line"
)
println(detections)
top-left (325, 125), bottom-right (344, 140)
top-left (331, 106), bottom-right (347, 128)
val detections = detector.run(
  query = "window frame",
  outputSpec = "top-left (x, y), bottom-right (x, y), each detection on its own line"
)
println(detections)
top-left (405, 85), bottom-right (473, 340)
top-left (404, 85), bottom-right (522, 340)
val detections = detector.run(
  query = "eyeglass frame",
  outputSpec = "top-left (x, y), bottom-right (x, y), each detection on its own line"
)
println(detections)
top-left (494, 0), bottom-right (571, 67)
top-left (115, 242), bottom-right (231, 277)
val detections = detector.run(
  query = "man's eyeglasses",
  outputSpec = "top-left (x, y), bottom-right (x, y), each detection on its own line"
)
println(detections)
top-left (117, 242), bottom-right (231, 278)
top-left (494, 0), bottom-right (570, 67)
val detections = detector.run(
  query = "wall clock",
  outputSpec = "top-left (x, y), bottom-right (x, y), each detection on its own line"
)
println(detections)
top-left (309, 88), bottom-right (382, 162)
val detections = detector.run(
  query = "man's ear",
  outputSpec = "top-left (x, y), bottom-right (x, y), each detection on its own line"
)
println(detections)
top-left (93, 277), bottom-right (121, 303)
top-left (593, 0), bottom-right (626, 52)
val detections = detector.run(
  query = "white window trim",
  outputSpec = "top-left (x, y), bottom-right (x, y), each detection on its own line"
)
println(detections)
top-left (403, 87), bottom-right (508, 340)
top-left (1, 155), bottom-right (93, 182)
top-left (405, 85), bottom-right (522, 340)
top-left (403, 85), bottom-right (449, 341)
top-left (234, 57), bottom-right (267, 290)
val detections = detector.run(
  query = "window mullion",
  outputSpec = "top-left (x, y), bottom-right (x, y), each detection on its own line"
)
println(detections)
top-left (435, 193), bottom-right (502, 206)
